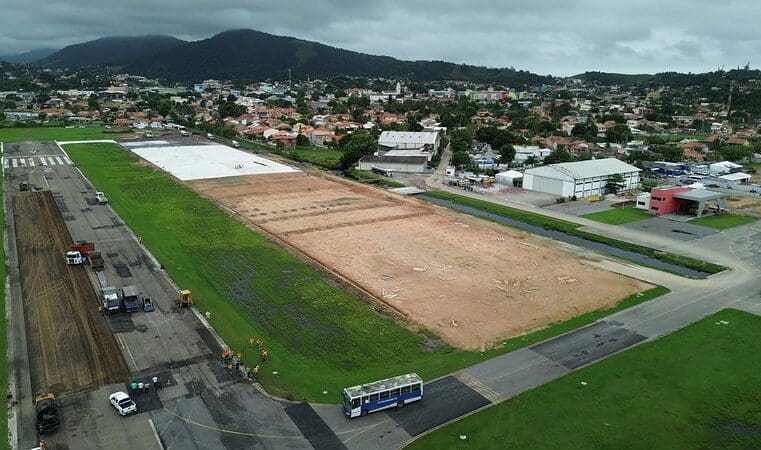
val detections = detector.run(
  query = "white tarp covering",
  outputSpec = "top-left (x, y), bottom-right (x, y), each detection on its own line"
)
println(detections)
top-left (129, 144), bottom-right (299, 180)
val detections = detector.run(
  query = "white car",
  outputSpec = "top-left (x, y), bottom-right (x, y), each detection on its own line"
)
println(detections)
top-left (109, 391), bottom-right (137, 416)
top-left (95, 191), bottom-right (108, 205)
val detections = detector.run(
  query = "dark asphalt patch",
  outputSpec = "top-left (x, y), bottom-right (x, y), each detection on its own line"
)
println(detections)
top-left (196, 327), bottom-right (223, 355)
top-left (107, 313), bottom-right (135, 333)
top-left (113, 262), bottom-right (132, 277)
top-left (124, 382), bottom-right (163, 414)
top-left (285, 402), bottom-right (345, 450)
top-left (531, 321), bottom-right (646, 370)
top-left (388, 376), bottom-right (490, 436)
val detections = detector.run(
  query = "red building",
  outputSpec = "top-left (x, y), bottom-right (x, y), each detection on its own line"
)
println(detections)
top-left (648, 186), bottom-right (690, 215)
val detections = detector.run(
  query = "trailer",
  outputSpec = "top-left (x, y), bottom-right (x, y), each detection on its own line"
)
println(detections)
top-left (88, 252), bottom-right (104, 272)
top-left (121, 286), bottom-right (141, 313)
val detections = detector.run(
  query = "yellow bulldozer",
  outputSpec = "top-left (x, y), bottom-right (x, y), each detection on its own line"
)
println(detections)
top-left (175, 290), bottom-right (193, 308)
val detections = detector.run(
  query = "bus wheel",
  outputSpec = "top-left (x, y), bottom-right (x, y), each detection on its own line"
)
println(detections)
top-left (397, 400), bottom-right (404, 408)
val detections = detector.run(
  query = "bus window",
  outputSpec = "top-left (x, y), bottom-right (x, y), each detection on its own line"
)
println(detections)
top-left (411, 383), bottom-right (421, 393)
top-left (351, 398), bottom-right (360, 408)
top-left (401, 386), bottom-right (411, 394)
top-left (379, 390), bottom-right (390, 400)
top-left (391, 388), bottom-right (400, 397)
top-left (370, 393), bottom-right (379, 402)
top-left (362, 396), bottom-right (369, 404)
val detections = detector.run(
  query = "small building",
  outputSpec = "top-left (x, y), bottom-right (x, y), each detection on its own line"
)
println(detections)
top-left (635, 192), bottom-right (651, 210)
top-left (719, 172), bottom-right (752, 184)
top-left (357, 155), bottom-right (428, 173)
top-left (377, 131), bottom-right (441, 161)
top-left (709, 161), bottom-right (743, 176)
top-left (495, 170), bottom-right (523, 187)
top-left (522, 158), bottom-right (640, 198)
top-left (648, 186), bottom-right (728, 218)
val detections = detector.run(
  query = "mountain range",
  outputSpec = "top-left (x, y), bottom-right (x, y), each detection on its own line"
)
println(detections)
top-left (23, 29), bottom-right (552, 86)
top-left (0, 48), bottom-right (58, 64)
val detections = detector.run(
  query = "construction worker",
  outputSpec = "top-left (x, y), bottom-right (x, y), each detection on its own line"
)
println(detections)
top-left (249, 337), bottom-right (255, 347)
top-left (252, 364), bottom-right (259, 380)
top-left (261, 348), bottom-right (268, 361)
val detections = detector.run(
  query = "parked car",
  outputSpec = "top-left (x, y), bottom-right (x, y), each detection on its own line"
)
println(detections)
top-left (109, 391), bottom-right (137, 416)
top-left (95, 191), bottom-right (108, 205)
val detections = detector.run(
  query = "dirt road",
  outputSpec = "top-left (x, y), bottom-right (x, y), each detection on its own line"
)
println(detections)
top-left (13, 191), bottom-right (129, 395)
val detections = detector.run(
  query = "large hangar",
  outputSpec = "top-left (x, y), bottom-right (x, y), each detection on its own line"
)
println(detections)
top-left (523, 158), bottom-right (640, 198)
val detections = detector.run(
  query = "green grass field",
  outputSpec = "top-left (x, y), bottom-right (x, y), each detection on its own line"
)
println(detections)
top-left (284, 147), bottom-right (343, 169)
top-left (64, 142), bottom-right (668, 402)
top-left (409, 309), bottom-right (761, 449)
top-left (348, 169), bottom-right (406, 188)
top-left (582, 206), bottom-right (654, 225)
top-left (690, 214), bottom-right (757, 230)
top-left (0, 126), bottom-right (128, 143)
top-left (425, 191), bottom-right (726, 275)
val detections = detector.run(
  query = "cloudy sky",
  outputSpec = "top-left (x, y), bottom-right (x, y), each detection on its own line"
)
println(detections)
top-left (1, 0), bottom-right (758, 75)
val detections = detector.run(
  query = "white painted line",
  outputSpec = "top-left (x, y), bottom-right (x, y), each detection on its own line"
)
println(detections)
top-left (39, 157), bottom-right (48, 166)
top-left (2, 158), bottom-right (8, 169)
top-left (55, 156), bottom-right (64, 165)
top-left (47, 157), bottom-right (56, 166)
top-left (18, 158), bottom-right (26, 167)
top-left (11, 159), bottom-right (17, 168)
top-left (148, 418), bottom-right (166, 450)
top-left (27, 158), bottom-right (35, 166)
top-left (63, 156), bottom-right (72, 164)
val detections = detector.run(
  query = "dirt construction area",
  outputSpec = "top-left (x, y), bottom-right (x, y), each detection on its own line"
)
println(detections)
top-left (189, 170), bottom-right (650, 350)
top-left (13, 191), bottom-right (129, 395)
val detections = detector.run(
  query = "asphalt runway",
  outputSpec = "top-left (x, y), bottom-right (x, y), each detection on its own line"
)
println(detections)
top-left (388, 376), bottom-right (490, 436)
top-left (286, 402), bottom-right (346, 450)
top-left (531, 321), bottom-right (647, 370)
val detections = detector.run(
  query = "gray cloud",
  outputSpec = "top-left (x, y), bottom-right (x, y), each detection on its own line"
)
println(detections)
top-left (0, 0), bottom-right (758, 75)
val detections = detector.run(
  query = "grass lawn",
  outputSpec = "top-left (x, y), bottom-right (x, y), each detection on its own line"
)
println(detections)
top-left (409, 309), bottom-right (761, 449)
top-left (0, 126), bottom-right (131, 142)
top-left (425, 191), bottom-right (726, 275)
top-left (284, 147), bottom-right (343, 170)
top-left (690, 214), bottom-right (757, 230)
top-left (348, 169), bottom-right (406, 188)
top-left (64, 142), bottom-right (668, 402)
top-left (582, 206), bottom-right (654, 225)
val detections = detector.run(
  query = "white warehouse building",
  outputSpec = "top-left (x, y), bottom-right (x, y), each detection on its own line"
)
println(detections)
top-left (523, 158), bottom-right (640, 198)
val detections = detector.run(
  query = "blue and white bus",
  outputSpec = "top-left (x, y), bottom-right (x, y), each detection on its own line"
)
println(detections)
top-left (342, 373), bottom-right (423, 418)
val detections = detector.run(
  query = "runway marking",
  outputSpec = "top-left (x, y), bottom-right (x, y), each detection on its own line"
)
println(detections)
top-left (39, 157), bottom-right (48, 166)
top-left (27, 158), bottom-right (35, 166)
top-left (19, 158), bottom-right (26, 167)
top-left (2, 158), bottom-right (8, 169)
top-left (11, 159), bottom-right (17, 168)
top-left (55, 156), bottom-right (64, 165)
top-left (47, 157), bottom-right (56, 165)
top-left (161, 404), bottom-right (394, 441)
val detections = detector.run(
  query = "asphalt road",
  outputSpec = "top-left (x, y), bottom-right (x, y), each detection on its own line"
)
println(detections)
top-left (4, 139), bottom-right (759, 450)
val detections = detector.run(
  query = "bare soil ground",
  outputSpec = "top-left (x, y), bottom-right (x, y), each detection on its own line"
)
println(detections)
top-left (190, 171), bottom-right (649, 350)
top-left (727, 195), bottom-right (761, 218)
top-left (13, 191), bottom-right (129, 395)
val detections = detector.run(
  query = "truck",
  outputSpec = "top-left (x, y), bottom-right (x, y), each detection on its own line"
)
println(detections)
top-left (101, 286), bottom-right (121, 313)
top-left (65, 242), bottom-right (95, 265)
top-left (121, 285), bottom-right (141, 313)
top-left (95, 191), bottom-right (108, 204)
top-left (231, 140), bottom-right (240, 148)
top-left (34, 392), bottom-right (60, 434)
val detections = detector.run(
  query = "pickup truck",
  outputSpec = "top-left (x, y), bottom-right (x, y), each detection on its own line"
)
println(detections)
top-left (95, 192), bottom-right (108, 205)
